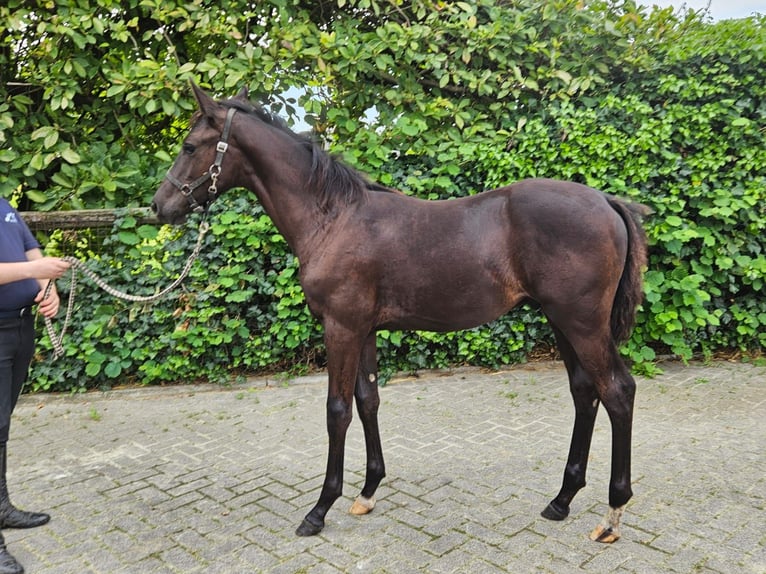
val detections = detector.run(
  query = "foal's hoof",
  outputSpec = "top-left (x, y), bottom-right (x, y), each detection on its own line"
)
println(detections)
top-left (349, 496), bottom-right (376, 516)
top-left (540, 501), bottom-right (569, 521)
top-left (589, 524), bottom-right (620, 543)
top-left (589, 505), bottom-right (625, 543)
top-left (295, 516), bottom-right (324, 537)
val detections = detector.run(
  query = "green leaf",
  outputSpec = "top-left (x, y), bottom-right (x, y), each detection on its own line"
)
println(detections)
top-left (60, 148), bottom-right (81, 164)
top-left (44, 130), bottom-right (59, 149)
top-left (106, 84), bottom-right (125, 97)
top-left (118, 231), bottom-right (139, 245)
top-left (162, 99), bottom-right (177, 116)
top-left (225, 290), bottom-right (251, 303)
top-left (104, 362), bottom-right (122, 378)
top-left (26, 190), bottom-right (47, 203)
top-left (85, 362), bottom-right (102, 377)
top-left (31, 126), bottom-right (55, 141)
top-left (137, 225), bottom-right (158, 239)
top-left (665, 215), bottom-right (683, 227)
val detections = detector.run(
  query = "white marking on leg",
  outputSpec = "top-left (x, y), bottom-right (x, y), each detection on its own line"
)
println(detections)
top-left (589, 504), bottom-right (625, 543)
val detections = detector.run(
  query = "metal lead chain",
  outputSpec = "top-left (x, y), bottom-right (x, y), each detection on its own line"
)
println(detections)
top-left (43, 220), bottom-right (210, 360)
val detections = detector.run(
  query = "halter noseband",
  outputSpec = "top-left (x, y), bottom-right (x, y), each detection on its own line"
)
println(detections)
top-left (164, 106), bottom-right (237, 214)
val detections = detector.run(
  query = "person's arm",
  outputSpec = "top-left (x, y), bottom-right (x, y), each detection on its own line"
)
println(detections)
top-left (25, 248), bottom-right (68, 319)
top-left (0, 252), bottom-right (70, 286)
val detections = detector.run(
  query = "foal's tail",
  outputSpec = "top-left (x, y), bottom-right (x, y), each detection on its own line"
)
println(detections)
top-left (607, 198), bottom-right (650, 345)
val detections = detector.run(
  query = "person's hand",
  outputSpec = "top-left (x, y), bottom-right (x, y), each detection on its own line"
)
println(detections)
top-left (32, 257), bottom-right (71, 280)
top-left (35, 284), bottom-right (61, 318)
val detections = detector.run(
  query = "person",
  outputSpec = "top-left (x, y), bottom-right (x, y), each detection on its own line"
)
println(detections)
top-left (0, 197), bottom-right (70, 574)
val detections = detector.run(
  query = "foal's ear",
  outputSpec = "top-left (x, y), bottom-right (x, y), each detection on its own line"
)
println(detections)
top-left (234, 86), bottom-right (249, 102)
top-left (190, 82), bottom-right (218, 119)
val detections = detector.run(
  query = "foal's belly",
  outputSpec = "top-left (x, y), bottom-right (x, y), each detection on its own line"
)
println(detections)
top-left (376, 271), bottom-right (527, 333)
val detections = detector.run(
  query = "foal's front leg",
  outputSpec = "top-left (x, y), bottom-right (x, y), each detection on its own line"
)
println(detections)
top-left (349, 334), bottom-right (385, 516)
top-left (296, 326), bottom-right (362, 537)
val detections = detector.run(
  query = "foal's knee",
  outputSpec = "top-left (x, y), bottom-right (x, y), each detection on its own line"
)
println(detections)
top-left (327, 396), bottom-right (353, 427)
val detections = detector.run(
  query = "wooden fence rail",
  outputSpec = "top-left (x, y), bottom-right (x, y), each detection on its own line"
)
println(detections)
top-left (20, 208), bottom-right (158, 230)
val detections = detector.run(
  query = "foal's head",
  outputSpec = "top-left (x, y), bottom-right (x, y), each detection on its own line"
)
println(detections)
top-left (151, 83), bottom-right (248, 224)
top-left (152, 83), bottom-right (384, 225)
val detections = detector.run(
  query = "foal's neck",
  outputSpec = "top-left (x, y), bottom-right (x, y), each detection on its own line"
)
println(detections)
top-left (236, 122), bottom-right (335, 260)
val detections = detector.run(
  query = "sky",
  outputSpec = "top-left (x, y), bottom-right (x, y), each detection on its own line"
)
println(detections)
top-left (650, 0), bottom-right (763, 20)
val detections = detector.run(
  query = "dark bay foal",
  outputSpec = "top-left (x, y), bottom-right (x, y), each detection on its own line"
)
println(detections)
top-left (151, 84), bottom-right (649, 543)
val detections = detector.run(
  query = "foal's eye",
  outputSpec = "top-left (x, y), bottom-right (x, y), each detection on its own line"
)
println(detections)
top-left (182, 143), bottom-right (196, 155)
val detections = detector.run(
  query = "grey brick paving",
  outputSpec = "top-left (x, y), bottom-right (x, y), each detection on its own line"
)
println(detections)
top-left (5, 360), bottom-right (765, 573)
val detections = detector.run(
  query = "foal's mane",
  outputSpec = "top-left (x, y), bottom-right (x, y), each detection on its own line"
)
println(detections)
top-left (213, 97), bottom-right (388, 213)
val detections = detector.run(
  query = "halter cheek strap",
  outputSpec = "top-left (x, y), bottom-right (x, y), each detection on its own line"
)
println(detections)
top-left (165, 106), bottom-right (237, 213)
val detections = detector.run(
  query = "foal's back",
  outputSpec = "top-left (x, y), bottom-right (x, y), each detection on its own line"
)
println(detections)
top-left (305, 178), bottom-right (628, 333)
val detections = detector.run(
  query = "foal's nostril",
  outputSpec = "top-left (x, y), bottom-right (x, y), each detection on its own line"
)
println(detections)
top-left (150, 201), bottom-right (158, 213)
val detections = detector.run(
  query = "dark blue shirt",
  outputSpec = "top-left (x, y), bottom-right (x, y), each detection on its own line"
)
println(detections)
top-left (0, 198), bottom-right (42, 310)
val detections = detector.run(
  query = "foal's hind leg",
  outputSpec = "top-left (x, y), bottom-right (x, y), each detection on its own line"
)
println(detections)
top-left (542, 316), bottom-right (636, 543)
top-left (588, 347), bottom-right (635, 543)
top-left (349, 334), bottom-right (386, 516)
top-left (541, 327), bottom-right (600, 522)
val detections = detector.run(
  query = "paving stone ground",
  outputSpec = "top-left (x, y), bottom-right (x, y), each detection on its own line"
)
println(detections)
top-left (4, 360), bottom-right (765, 573)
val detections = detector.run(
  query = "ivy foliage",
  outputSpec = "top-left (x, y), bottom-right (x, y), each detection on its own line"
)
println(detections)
top-left (474, 16), bottom-right (766, 361)
top-left (1, 1), bottom-right (763, 390)
top-left (33, 194), bottom-right (322, 392)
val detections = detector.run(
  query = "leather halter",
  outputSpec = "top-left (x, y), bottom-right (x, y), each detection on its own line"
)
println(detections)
top-left (164, 106), bottom-right (237, 213)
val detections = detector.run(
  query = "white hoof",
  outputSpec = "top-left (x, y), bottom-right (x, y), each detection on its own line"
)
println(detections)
top-left (349, 495), bottom-right (376, 515)
top-left (590, 505), bottom-right (625, 543)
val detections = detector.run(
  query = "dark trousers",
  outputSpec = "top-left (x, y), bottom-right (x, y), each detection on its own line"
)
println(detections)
top-left (0, 316), bottom-right (35, 443)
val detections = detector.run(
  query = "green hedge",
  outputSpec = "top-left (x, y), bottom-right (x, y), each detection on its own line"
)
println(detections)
top-left (473, 18), bottom-right (766, 362)
top-left (15, 5), bottom-right (765, 391)
top-left (34, 196), bottom-right (313, 391)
